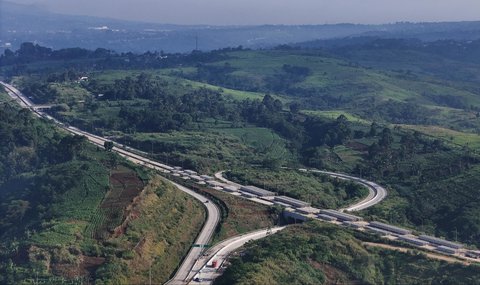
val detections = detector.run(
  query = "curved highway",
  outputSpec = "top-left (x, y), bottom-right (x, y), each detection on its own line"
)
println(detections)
top-left (1, 81), bottom-right (386, 214)
top-left (0, 81), bottom-right (220, 285)
top-left (5, 81), bottom-right (477, 283)
top-left (188, 226), bottom-right (286, 284)
top-left (64, 128), bottom-right (222, 285)
top-left (214, 171), bottom-right (242, 188)
top-left (165, 183), bottom-right (220, 285)
top-left (215, 169), bottom-right (387, 212)
top-left (307, 169), bottom-right (387, 212)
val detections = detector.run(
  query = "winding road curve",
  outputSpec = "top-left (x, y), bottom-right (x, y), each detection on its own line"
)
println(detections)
top-left (0, 81), bottom-right (220, 285)
top-left (164, 182), bottom-right (220, 285)
top-left (307, 170), bottom-right (388, 212)
top-left (9, 81), bottom-right (472, 284)
top-left (216, 169), bottom-right (387, 212)
top-left (1, 81), bottom-right (392, 284)
top-left (189, 226), bottom-right (287, 284)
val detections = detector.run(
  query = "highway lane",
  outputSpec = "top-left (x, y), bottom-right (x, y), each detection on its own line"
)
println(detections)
top-left (165, 182), bottom-right (220, 285)
top-left (66, 128), bottom-right (223, 284)
top-left (215, 169), bottom-right (387, 212)
top-left (308, 170), bottom-right (387, 212)
top-left (214, 171), bottom-right (242, 188)
top-left (1, 82), bottom-right (34, 108)
top-left (1, 81), bottom-right (221, 285)
top-left (2, 80), bottom-right (386, 212)
top-left (188, 227), bottom-right (286, 284)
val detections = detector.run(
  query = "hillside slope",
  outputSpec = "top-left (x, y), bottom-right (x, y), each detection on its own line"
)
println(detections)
top-left (0, 90), bottom-right (204, 284)
top-left (215, 222), bottom-right (480, 285)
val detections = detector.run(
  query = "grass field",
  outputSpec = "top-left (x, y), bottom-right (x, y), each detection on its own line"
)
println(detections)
top-left (174, 77), bottom-right (282, 101)
top-left (0, 88), bottom-right (9, 100)
top-left (49, 83), bottom-right (92, 104)
top-left (211, 127), bottom-right (289, 152)
top-left (28, 160), bottom-right (110, 248)
top-left (88, 69), bottom-right (285, 102)
top-left (101, 176), bottom-right (205, 284)
top-left (397, 124), bottom-right (480, 149)
top-left (122, 131), bottom-right (255, 171)
top-left (203, 188), bottom-right (278, 243)
top-left (115, 127), bottom-right (295, 172)
top-left (332, 145), bottom-right (364, 166)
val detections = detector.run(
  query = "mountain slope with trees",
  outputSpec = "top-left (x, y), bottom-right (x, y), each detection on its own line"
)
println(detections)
top-left (0, 89), bottom-right (205, 284)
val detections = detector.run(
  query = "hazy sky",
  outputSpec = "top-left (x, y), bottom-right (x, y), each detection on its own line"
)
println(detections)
top-left (7, 0), bottom-right (480, 25)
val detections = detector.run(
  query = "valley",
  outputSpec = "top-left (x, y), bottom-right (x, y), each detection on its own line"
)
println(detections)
top-left (2, 36), bottom-right (480, 284)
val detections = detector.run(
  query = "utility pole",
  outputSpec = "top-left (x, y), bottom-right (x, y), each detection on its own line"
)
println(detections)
top-left (195, 35), bottom-right (198, 51)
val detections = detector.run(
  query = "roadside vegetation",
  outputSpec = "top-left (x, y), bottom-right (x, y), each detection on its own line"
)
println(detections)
top-left (202, 188), bottom-right (280, 243)
top-left (215, 222), bottom-right (480, 285)
top-left (225, 168), bottom-right (368, 209)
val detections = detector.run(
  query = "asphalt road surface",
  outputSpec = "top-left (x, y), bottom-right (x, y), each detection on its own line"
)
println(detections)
top-left (308, 170), bottom-right (388, 211)
top-left (189, 227), bottom-right (286, 284)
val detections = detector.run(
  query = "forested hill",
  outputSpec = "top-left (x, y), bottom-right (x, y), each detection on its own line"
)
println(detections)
top-left (0, 89), bottom-right (205, 284)
top-left (3, 40), bottom-right (480, 250)
top-left (215, 222), bottom-right (480, 285)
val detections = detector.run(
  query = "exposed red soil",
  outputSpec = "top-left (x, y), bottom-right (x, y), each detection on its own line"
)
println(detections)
top-left (102, 171), bottom-right (144, 209)
top-left (94, 168), bottom-right (145, 239)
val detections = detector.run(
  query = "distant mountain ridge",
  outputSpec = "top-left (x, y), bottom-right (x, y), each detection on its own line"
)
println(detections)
top-left (1, 1), bottom-right (480, 53)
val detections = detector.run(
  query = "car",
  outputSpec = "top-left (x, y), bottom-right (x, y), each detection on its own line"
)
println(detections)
top-left (205, 200), bottom-right (209, 203)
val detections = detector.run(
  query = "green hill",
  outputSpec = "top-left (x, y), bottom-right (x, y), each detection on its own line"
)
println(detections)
top-left (0, 96), bottom-right (204, 284)
top-left (3, 42), bottom-right (480, 262)
top-left (6, 44), bottom-right (480, 246)
top-left (215, 222), bottom-right (480, 285)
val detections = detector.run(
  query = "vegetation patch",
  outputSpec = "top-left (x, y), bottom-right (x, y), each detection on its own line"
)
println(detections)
top-left (0, 105), bottom-right (205, 284)
top-left (214, 222), bottom-right (480, 285)
top-left (93, 177), bottom-right (205, 285)
top-left (202, 188), bottom-right (279, 243)
top-left (225, 167), bottom-right (368, 209)
top-left (89, 165), bottom-right (145, 240)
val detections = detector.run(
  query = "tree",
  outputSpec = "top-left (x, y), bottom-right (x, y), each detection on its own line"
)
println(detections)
top-left (58, 135), bottom-right (87, 161)
top-left (107, 152), bottom-right (119, 169)
top-left (379, 127), bottom-right (393, 148)
top-left (369, 122), bottom-right (379, 137)
top-left (104, 141), bottom-right (114, 152)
